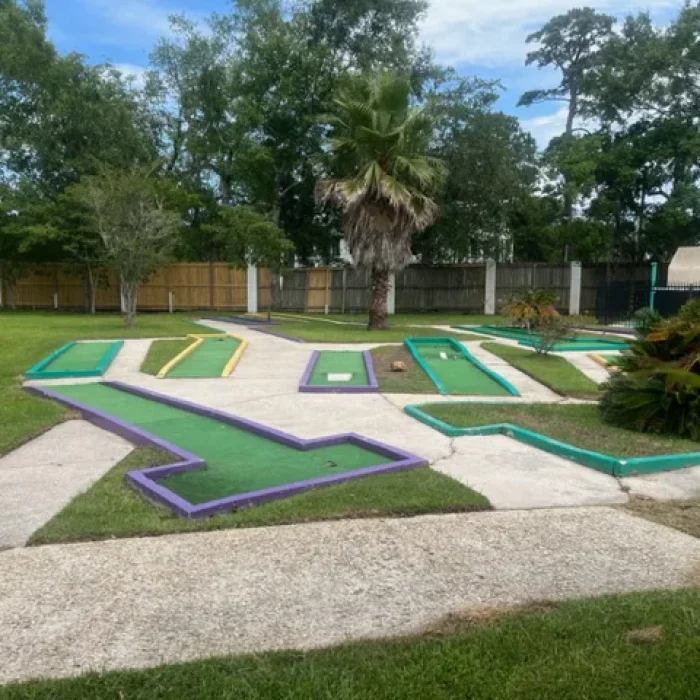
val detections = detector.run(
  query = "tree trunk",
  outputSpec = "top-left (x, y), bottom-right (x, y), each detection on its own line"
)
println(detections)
top-left (563, 90), bottom-right (578, 224)
top-left (368, 267), bottom-right (390, 330)
top-left (123, 283), bottom-right (138, 327)
top-left (85, 264), bottom-right (96, 314)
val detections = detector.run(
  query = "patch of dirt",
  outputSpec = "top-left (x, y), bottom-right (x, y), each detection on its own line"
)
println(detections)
top-left (624, 495), bottom-right (700, 539)
top-left (370, 345), bottom-right (436, 394)
top-left (415, 600), bottom-right (559, 638)
top-left (625, 626), bottom-right (664, 644)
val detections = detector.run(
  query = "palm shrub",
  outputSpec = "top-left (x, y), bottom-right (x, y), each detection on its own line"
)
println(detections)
top-left (502, 288), bottom-right (558, 331)
top-left (599, 299), bottom-right (700, 440)
top-left (317, 73), bottom-right (444, 329)
top-left (632, 307), bottom-right (663, 338)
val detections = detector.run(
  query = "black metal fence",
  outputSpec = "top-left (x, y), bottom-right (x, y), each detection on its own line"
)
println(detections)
top-left (596, 280), bottom-right (652, 325)
top-left (654, 285), bottom-right (700, 317)
top-left (596, 281), bottom-right (700, 325)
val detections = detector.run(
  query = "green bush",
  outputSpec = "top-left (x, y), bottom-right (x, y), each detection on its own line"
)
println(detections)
top-left (599, 298), bottom-right (700, 440)
top-left (502, 288), bottom-right (558, 330)
top-left (632, 307), bottom-right (662, 338)
top-left (599, 373), bottom-right (700, 440)
top-left (532, 315), bottom-right (572, 355)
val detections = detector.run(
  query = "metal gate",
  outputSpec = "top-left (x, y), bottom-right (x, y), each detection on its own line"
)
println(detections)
top-left (596, 280), bottom-right (651, 325)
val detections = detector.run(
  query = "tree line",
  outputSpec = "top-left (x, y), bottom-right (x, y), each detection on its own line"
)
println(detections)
top-left (1, 1), bottom-right (699, 319)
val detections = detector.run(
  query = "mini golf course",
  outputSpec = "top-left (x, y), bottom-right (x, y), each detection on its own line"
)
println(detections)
top-left (28, 381), bottom-right (424, 517)
top-left (299, 350), bottom-right (378, 393)
top-left (25, 341), bottom-right (123, 379)
top-left (404, 403), bottom-right (700, 477)
top-left (454, 325), bottom-right (630, 352)
top-left (158, 334), bottom-right (247, 378)
top-left (404, 337), bottom-right (519, 396)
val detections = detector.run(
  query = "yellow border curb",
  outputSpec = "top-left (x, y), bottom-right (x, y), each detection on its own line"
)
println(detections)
top-left (221, 337), bottom-right (249, 376)
top-left (157, 336), bottom-right (203, 378)
top-left (588, 353), bottom-right (619, 372)
top-left (156, 334), bottom-right (247, 378)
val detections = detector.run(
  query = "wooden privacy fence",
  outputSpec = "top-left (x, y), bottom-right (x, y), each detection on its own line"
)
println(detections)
top-left (1, 261), bottom-right (660, 315)
top-left (3, 263), bottom-right (251, 312)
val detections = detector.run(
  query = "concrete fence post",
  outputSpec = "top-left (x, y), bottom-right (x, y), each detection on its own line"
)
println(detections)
top-left (387, 273), bottom-right (396, 315)
top-left (484, 260), bottom-right (497, 315)
top-left (247, 265), bottom-right (258, 314)
top-left (569, 261), bottom-right (582, 316)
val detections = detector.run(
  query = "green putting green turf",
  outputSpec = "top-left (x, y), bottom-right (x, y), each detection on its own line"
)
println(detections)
top-left (414, 340), bottom-right (511, 396)
top-left (456, 325), bottom-right (629, 352)
top-left (308, 351), bottom-right (368, 386)
top-left (50, 383), bottom-right (391, 504)
top-left (25, 341), bottom-right (122, 379)
top-left (48, 342), bottom-right (114, 371)
top-left (167, 336), bottom-right (241, 378)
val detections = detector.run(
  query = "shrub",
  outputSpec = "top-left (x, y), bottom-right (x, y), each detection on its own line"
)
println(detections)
top-left (533, 315), bottom-right (572, 355)
top-left (632, 307), bottom-right (663, 338)
top-left (502, 289), bottom-right (558, 331)
top-left (599, 298), bottom-right (700, 440)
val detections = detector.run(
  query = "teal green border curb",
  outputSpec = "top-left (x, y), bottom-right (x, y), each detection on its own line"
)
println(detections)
top-left (404, 404), bottom-right (700, 477)
top-left (25, 342), bottom-right (75, 379)
top-left (404, 337), bottom-right (519, 396)
top-left (24, 340), bottom-right (124, 379)
top-left (452, 325), bottom-right (629, 353)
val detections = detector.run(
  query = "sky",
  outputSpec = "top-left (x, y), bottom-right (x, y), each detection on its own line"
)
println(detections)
top-left (44, 0), bottom-right (681, 148)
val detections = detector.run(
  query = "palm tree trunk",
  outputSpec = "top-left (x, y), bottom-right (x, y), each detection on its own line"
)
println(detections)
top-left (368, 267), bottom-right (390, 330)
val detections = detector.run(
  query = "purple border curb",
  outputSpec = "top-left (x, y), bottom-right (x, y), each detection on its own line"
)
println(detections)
top-left (298, 350), bottom-right (379, 393)
top-left (26, 381), bottom-right (425, 518)
top-left (252, 327), bottom-right (306, 343)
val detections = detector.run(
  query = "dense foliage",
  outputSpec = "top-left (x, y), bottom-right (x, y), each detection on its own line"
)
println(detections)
top-left (600, 299), bottom-right (700, 440)
top-left (318, 73), bottom-right (443, 328)
top-left (2, 0), bottom-right (700, 320)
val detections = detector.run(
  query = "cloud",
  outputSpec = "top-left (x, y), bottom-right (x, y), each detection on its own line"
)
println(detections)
top-left (113, 63), bottom-right (149, 89)
top-left (520, 107), bottom-right (569, 148)
top-left (82, 0), bottom-right (178, 39)
top-left (420, 0), bottom-right (677, 67)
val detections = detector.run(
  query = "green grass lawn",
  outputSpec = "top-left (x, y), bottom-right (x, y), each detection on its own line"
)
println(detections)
top-left (420, 403), bottom-right (700, 458)
top-left (4, 589), bottom-right (700, 699)
top-left (0, 312), bottom-right (218, 456)
top-left (28, 448), bottom-right (489, 545)
top-left (140, 338), bottom-right (193, 375)
top-left (279, 311), bottom-right (507, 325)
top-left (370, 345), bottom-right (437, 394)
top-left (482, 342), bottom-right (601, 398)
top-left (266, 316), bottom-right (484, 343)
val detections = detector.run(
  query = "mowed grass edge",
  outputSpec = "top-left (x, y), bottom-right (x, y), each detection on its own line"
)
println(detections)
top-left (481, 342), bottom-right (601, 398)
top-left (28, 446), bottom-right (489, 545)
top-left (419, 403), bottom-right (700, 458)
top-left (0, 312), bottom-right (220, 456)
top-left (3, 589), bottom-right (700, 699)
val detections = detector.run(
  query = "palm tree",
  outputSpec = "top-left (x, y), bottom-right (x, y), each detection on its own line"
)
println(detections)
top-left (317, 73), bottom-right (444, 329)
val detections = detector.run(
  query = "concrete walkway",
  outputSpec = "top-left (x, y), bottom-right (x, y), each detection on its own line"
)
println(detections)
top-left (1, 507), bottom-right (698, 684)
top-left (0, 421), bottom-right (132, 549)
top-left (22, 322), bottom-right (700, 509)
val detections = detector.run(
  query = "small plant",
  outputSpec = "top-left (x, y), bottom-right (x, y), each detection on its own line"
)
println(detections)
top-left (633, 307), bottom-right (663, 338)
top-left (532, 315), bottom-right (572, 355)
top-left (502, 288), bottom-right (558, 332)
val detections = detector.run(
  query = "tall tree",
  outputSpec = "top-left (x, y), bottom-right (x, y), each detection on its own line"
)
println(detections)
top-left (317, 73), bottom-right (444, 329)
top-left (417, 74), bottom-right (538, 261)
top-left (71, 165), bottom-right (181, 326)
top-left (519, 8), bottom-right (615, 221)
